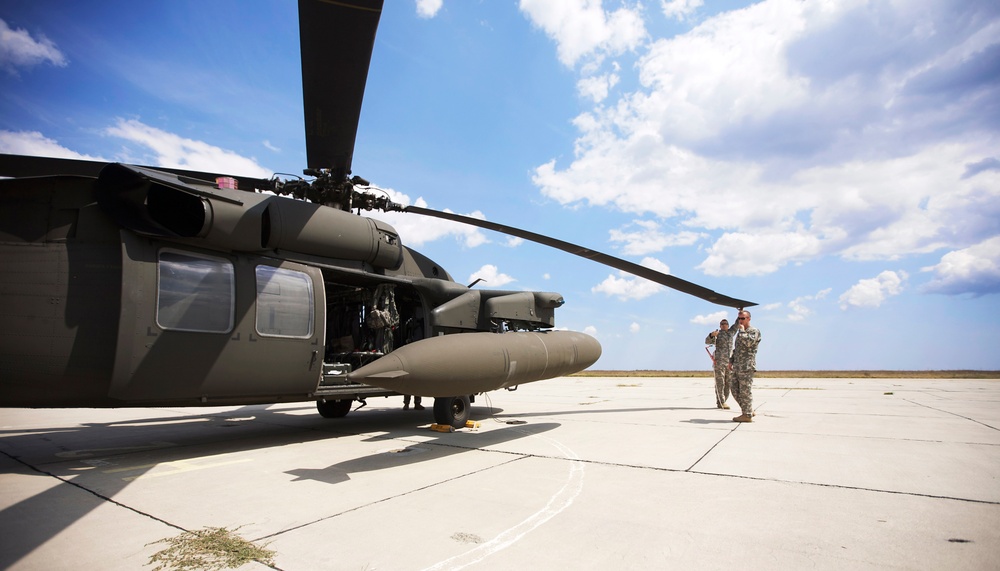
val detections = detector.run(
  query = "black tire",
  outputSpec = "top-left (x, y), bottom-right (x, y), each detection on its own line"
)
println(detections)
top-left (433, 395), bottom-right (471, 428)
top-left (316, 399), bottom-right (352, 418)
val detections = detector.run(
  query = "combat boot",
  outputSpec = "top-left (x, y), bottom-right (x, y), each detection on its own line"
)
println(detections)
top-left (732, 414), bottom-right (752, 422)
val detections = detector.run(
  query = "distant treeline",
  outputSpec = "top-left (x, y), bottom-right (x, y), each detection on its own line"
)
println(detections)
top-left (574, 370), bottom-right (1000, 379)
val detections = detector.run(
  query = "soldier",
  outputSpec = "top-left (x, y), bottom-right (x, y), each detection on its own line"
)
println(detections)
top-left (730, 309), bottom-right (761, 422)
top-left (705, 318), bottom-right (734, 409)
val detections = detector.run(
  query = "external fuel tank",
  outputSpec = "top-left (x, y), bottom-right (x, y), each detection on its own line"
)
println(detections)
top-left (347, 330), bottom-right (601, 396)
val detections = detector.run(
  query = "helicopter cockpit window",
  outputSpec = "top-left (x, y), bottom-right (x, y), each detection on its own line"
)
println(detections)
top-left (255, 265), bottom-right (314, 338)
top-left (156, 251), bottom-right (235, 333)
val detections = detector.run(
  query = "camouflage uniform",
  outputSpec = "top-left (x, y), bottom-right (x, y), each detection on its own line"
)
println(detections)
top-left (730, 325), bottom-right (762, 417)
top-left (705, 329), bottom-right (734, 406)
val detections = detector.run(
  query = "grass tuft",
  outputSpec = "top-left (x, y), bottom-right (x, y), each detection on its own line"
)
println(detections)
top-left (146, 526), bottom-right (275, 571)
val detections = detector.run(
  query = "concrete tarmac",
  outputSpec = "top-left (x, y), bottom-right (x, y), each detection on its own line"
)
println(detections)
top-left (1, 376), bottom-right (998, 570)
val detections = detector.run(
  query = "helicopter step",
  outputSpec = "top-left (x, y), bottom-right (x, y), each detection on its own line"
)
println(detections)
top-left (315, 362), bottom-right (473, 427)
top-left (316, 364), bottom-right (395, 396)
top-left (314, 362), bottom-right (397, 416)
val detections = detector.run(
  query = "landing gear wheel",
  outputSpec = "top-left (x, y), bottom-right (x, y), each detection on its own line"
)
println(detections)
top-left (316, 399), bottom-right (352, 418)
top-left (433, 395), bottom-right (471, 428)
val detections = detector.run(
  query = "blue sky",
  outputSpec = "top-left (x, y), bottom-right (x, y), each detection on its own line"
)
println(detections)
top-left (2, 0), bottom-right (999, 370)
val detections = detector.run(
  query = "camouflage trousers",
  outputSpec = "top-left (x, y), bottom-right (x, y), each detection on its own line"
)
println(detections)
top-left (713, 364), bottom-right (731, 406)
top-left (731, 370), bottom-right (754, 416)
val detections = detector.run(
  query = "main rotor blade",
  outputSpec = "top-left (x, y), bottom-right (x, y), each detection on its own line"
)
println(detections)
top-left (0, 154), bottom-right (272, 192)
top-left (404, 205), bottom-right (756, 309)
top-left (299, 0), bottom-right (383, 177)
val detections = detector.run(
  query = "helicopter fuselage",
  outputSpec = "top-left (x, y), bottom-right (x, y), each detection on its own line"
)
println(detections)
top-left (0, 167), bottom-right (601, 410)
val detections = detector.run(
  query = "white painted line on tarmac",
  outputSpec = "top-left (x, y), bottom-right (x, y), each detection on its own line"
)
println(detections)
top-left (422, 429), bottom-right (585, 571)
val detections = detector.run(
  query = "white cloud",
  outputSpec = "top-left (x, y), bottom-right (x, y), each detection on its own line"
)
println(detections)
top-left (519, 0), bottom-right (646, 68)
top-left (583, 325), bottom-right (598, 337)
top-left (691, 310), bottom-right (730, 326)
top-left (0, 130), bottom-right (104, 161)
top-left (629, 322), bottom-right (640, 333)
top-left (661, 0), bottom-right (703, 21)
top-left (528, 0), bottom-right (1000, 279)
top-left (610, 219), bottom-right (703, 256)
top-left (592, 257), bottom-right (669, 300)
top-left (104, 118), bottom-right (272, 178)
top-left (577, 71), bottom-right (619, 103)
top-left (699, 231), bottom-right (823, 276)
top-left (786, 288), bottom-right (831, 322)
top-left (531, 138), bottom-right (772, 227)
top-left (637, 0), bottom-right (812, 143)
top-left (839, 271), bottom-right (908, 310)
top-left (415, 0), bottom-right (443, 19)
top-left (802, 144), bottom-right (1000, 262)
top-left (468, 264), bottom-right (516, 288)
top-left (0, 18), bottom-right (67, 74)
top-left (592, 273), bottom-right (663, 300)
top-left (921, 237), bottom-right (1000, 296)
top-left (367, 189), bottom-right (489, 249)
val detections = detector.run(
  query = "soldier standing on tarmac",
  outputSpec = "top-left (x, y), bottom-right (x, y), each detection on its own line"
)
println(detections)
top-left (705, 318), bottom-right (734, 409)
top-left (730, 309), bottom-right (761, 423)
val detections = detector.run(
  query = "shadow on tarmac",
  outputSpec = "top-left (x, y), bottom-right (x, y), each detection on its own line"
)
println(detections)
top-left (0, 401), bottom-right (526, 569)
top-left (286, 421), bottom-right (559, 485)
top-left (681, 418), bottom-right (738, 425)
top-left (489, 405), bottom-right (714, 420)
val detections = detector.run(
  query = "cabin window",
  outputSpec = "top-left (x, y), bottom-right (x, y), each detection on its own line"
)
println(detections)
top-left (156, 251), bottom-right (235, 333)
top-left (255, 265), bottom-right (314, 338)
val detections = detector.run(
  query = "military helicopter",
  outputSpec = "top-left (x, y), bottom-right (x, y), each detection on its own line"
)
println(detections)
top-left (0, 0), bottom-right (754, 428)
